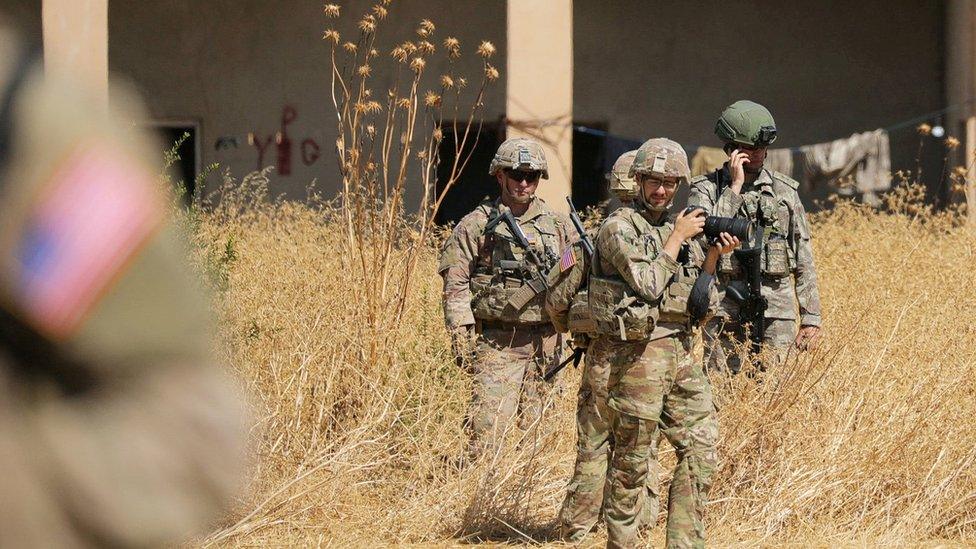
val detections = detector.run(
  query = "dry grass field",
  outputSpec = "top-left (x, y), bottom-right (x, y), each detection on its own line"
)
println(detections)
top-left (185, 176), bottom-right (976, 548)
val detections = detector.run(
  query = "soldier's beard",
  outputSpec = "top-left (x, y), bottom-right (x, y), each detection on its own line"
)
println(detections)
top-left (504, 191), bottom-right (534, 205)
top-left (637, 192), bottom-right (671, 216)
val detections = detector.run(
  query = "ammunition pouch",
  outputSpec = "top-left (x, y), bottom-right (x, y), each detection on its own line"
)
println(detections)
top-left (658, 268), bottom-right (696, 324)
top-left (763, 236), bottom-right (792, 278)
top-left (470, 272), bottom-right (546, 324)
top-left (568, 288), bottom-right (598, 335)
top-left (588, 275), bottom-right (658, 341)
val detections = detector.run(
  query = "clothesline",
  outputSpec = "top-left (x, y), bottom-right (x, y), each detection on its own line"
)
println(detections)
top-left (573, 97), bottom-right (976, 152)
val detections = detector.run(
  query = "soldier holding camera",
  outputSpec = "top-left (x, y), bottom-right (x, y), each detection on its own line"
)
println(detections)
top-left (585, 138), bottom-right (739, 548)
top-left (688, 100), bottom-right (823, 373)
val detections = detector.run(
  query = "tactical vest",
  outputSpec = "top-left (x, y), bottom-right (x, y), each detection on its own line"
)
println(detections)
top-left (469, 201), bottom-right (561, 324)
top-left (588, 210), bottom-right (696, 341)
top-left (710, 172), bottom-right (797, 279)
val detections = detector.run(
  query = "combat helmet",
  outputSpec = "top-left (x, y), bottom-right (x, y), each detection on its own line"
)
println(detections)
top-left (714, 100), bottom-right (778, 147)
top-left (629, 138), bottom-right (689, 213)
top-left (488, 137), bottom-right (549, 179)
top-left (608, 150), bottom-right (639, 201)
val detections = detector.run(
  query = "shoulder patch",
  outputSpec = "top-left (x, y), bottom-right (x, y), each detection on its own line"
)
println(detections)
top-left (771, 170), bottom-right (800, 190)
top-left (558, 244), bottom-right (579, 272)
top-left (15, 142), bottom-right (162, 340)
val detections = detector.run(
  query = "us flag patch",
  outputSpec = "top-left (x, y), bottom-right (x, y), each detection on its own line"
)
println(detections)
top-left (559, 246), bottom-right (577, 272)
top-left (15, 143), bottom-right (162, 339)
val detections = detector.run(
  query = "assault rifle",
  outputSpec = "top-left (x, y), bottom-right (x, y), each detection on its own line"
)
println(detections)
top-left (485, 208), bottom-right (554, 312)
top-left (542, 197), bottom-right (593, 382)
top-left (565, 196), bottom-right (594, 257)
top-left (725, 202), bottom-right (767, 367)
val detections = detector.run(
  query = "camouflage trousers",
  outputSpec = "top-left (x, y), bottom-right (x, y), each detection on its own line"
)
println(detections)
top-left (703, 316), bottom-right (797, 374)
top-left (604, 334), bottom-right (719, 549)
top-left (558, 336), bottom-right (662, 542)
top-left (466, 323), bottom-right (560, 457)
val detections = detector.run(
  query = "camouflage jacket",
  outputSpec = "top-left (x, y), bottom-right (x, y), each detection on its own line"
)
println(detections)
top-left (0, 43), bottom-right (245, 547)
top-left (545, 239), bottom-right (592, 334)
top-left (688, 166), bottom-right (822, 326)
top-left (589, 206), bottom-right (717, 341)
top-left (438, 197), bottom-right (572, 329)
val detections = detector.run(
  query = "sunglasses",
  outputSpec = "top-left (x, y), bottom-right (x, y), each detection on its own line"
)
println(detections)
top-left (639, 177), bottom-right (678, 191)
top-left (504, 168), bottom-right (542, 183)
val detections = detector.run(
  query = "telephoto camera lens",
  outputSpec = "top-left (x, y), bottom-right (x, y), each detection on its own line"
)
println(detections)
top-left (684, 207), bottom-right (753, 242)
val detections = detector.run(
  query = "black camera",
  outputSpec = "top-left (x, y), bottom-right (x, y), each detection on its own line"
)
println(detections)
top-left (683, 207), bottom-right (752, 242)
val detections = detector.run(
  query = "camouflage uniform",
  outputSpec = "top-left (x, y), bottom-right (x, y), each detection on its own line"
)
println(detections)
top-left (548, 151), bottom-right (663, 542)
top-left (688, 101), bottom-right (822, 373)
top-left (0, 31), bottom-right (245, 547)
top-left (439, 138), bottom-right (571, 456)
top-left (589, 139), bottom-right (720, 549)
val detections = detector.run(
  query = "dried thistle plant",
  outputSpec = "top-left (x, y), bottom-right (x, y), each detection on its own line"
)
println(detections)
top-left (323, 4), bottom-right (500, 364)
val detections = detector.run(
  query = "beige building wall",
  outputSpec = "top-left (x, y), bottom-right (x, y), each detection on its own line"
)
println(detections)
top-left (946, 0), bottom-right (976, 221)
top-left (573, 0), bottom-right (944, 203)
top-left (42, 0), bottom-right (108, 104)
top-left (506, 0), bottom-right (572, 214)
top-left (107, 0), bottom-right (508, 206)
top-left (3, 0), bottom-right (950, 212)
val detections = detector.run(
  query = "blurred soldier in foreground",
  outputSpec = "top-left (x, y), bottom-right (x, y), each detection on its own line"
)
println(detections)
top-left (589, 138), bottom-right (737, 548)
top-left (688, 100), bottom-right (822, 372)
top-left (0, 27), bottom-right (245, 547)
top-left (439, 137), bottom-right (571, 457)
top-left (548, 150), bottom-right (663, 541)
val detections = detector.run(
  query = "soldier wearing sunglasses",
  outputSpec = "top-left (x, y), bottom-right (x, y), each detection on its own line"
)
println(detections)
top-left (438, 137), bottom-right (572, 457)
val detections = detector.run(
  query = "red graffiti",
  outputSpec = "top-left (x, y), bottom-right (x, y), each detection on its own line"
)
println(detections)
top-left (249, 106), bottom-right (322, 175)
top-left (251, 133), bottom-right (274, 171)
top-left (301, 138), bottom-right (321, 166)
top-left (276, 106), bottom-right (297, 175)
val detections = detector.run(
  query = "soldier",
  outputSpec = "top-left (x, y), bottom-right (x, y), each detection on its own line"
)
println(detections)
top-left (0, 27), bottom-right (246, 546)
top-left (589, 138), bottom-right (738, 549)
top-left (549, 150), bottom-right (663, 542)
top-left (439, 137), bottom-right (572, 457)
top-left (687, 100), bottom-right (822, 373)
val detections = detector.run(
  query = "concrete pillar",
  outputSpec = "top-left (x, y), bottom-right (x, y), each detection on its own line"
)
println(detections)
top-left (946, 0), bottom-right (976, 223)
top-left (42, 0), bottom-right (108, 105)
top-left (506, 0), bottom-right (572, 214)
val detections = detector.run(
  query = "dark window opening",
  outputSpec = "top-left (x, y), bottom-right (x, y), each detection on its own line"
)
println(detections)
top-left (572, 122), bottom-right (644, 212)
top-left (571, 122), bottom-right (610, 211)
top-left (434, 121), bottom-right (504, 226)
top-left (151, 123), bottom-right (199, 205)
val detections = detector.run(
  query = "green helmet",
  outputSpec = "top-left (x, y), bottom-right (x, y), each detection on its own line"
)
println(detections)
top-left (488, 137), bottom-right (549, 179)
top-left (629, 138), bottom-right (689, 213)
top-left (608, 150), bottom-right (638, 201)
top-left (715, 100), bottom-right (778, 147)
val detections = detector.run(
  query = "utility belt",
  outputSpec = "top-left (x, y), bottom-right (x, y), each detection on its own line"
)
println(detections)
top-left (603, 320), bottom-right (692, 343)
top-left (475, 319), bottom-right (552, 333)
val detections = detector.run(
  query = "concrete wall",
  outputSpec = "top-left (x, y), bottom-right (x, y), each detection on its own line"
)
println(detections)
top-left (574, 0), bottom-right (945, 201)
top-left (3, 1), bottom-right (949, 207)
top-left (107, 0), bottom-right (508, 203)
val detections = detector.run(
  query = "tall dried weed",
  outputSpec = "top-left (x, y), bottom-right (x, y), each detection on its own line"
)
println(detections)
top-left (184, 181), bottom-right (976, 547)
top-left (185, 4), bottom-right (976, 548)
